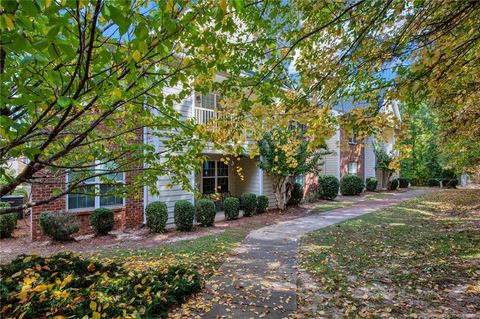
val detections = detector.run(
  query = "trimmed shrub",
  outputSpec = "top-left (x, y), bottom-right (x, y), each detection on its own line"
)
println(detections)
top-left (174, 200), bottom-right (195, 231)
top-left (257, 195), bottom-right (269, 213)
top-left (288, 183), bottom-right (304, 205)
top-left (340, 175), bottom-right (365, 196)
top-left (89, 208), bottom-right (114, 235)
top-left (0, 252), bottom-right (201, 319)
top-left (304, 192), bottom-right (319, 203)
top-left (223, 197), bottom-right (240, 220)
top-left (390, 178), bottom-right (399, 190)
top-left (443, 178), bottom-right (458, 188)
top-left (366, 177), bottom-right (378, 192)
top-left (398, 177), bottom-right (410, 188)
top-left (39, 211), bottom-right (79, 241)
top-left (195, 199), bottom-right (216, 227)
top-left (145, 201), bottom-right (168, 233)
top-left (240, 192), bottom-right (257, 217)
top-left (0, 202), bottom-right (16, 238)
top-left (428, 178), bottom-right (440, 187)
top-left (318, 175), bottom-right (340, 200)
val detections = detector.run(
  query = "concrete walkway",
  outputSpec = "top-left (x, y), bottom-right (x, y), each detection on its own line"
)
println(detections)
top-left (193, 189), bottom-right (427, 318)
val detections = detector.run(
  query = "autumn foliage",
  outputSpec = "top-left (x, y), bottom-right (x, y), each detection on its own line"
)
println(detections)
top-left (0, 253), bottom-right (201, 319)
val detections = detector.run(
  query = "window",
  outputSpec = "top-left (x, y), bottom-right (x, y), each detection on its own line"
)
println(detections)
top-left (348, 162), bottom-right (358, 175)
top-left (195, 93), bottom-right (220, 110)
top-left (67, 163), bottom-right (125, 211)
top-left (202, 160), bottom-right (229, 194)
top-left (348, 132), bottom-right (357, 144)
top-left (295, 175), bottom-right (305, 186)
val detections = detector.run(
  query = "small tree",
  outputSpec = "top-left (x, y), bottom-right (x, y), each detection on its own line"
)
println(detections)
top-left (258, 127), bottom-right (327, 210)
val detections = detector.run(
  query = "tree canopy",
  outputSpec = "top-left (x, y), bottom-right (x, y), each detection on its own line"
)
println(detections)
top-left (1, 0), bottom-right (479, 213)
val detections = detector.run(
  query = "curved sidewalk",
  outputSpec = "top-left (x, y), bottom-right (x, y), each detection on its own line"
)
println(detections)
top-left (195, 189), bottom-right (427, 319)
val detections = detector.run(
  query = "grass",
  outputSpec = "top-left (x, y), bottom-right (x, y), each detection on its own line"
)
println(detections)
top-left (312, 201), bottom-right (354, 213)
top-left (97, 229), bottom-right (248, 279)
top-left (362, 193), bottom-right (393, 200)
top-left (298, 189), bottom-right (480, 318)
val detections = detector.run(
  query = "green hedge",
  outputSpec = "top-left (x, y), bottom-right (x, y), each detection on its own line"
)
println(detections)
top-left (0, 252), bottom-right (201, 319)
top-left (195, 199), bottom-right (216, 227)
top-left (366, 177), bottom-right (378, 192)
top-left (223, 197), bottom-right (240, 220)
top-left (145, 201), bottom-right (168, 233)
top-left (174, 200), bottom-right (195, 231)
top-left (39, 211), bottom-right (79, 241)
top-left (398, 177), bottom-right (410, 188)
top-left (89, 208), bottom-right (114, 235)
top-left (428, 178), bottom-right (440, 187)
top-left (240, 192), bottom-right (257, 217)
top-left (287, 183), bottom-right (304, 205)
top-left (0, 202), bottom-right (16, 239)
top-left (390, 179), bottom-right (399, 190)
top-left (318, 175), bottom-right (339, 200)
top-left (340, 175), bottom-right (365, 196)
top-left (257, 195), bottom-right (269, 213)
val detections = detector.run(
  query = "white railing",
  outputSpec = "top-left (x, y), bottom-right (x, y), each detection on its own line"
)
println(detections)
top-left (193, 107), bottom-right (217, 125)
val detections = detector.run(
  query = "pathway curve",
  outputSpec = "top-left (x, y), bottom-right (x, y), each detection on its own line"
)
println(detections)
top-left (189, 189), bottom-right (427, 319)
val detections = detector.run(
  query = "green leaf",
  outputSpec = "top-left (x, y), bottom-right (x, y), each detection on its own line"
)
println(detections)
top-left (57, 96), bottom-right (71, 107)
top-left (21, 0), bottom-right (40, 16)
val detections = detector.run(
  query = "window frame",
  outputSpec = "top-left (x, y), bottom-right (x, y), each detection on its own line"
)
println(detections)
top-left (348, 162), bottom-right (358, 175)
top-left (66, 163), bottom-right (125, 212)
top-left (201, 160), bottom-right (229, 195)
top-left (348, 132), bottom-right (357, 144)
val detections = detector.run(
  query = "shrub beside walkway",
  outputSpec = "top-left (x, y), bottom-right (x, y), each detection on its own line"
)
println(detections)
top-left (173, 189), bottom-right (427, 318)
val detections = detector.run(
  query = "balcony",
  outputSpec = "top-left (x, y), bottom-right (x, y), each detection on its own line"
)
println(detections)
top-left (193, 106), bottom-right (218, 125)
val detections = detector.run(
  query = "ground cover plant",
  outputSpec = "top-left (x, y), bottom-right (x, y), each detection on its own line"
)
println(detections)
top-left (0, 252), bottom-right (201, 319)
top-left (298, 189), bottom-right (480, 318)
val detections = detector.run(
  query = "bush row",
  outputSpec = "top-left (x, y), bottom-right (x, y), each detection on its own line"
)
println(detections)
top-left (146, 192), bottom-right (272, 233)
top-left (0, 252), bottom-right (201, 319)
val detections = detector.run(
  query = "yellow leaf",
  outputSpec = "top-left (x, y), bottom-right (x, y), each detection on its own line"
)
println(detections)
top-left (33, 284), bottom-right (47, 292)
top-left (132, 50), bottom-right (141, 62)
top-left (220, 0), bottom-right (227, 12)
top-left (18, 312), bottom-right (26, 319)
top-left (18, 290), bottom-right (28, 300)
top-left (3, 15), bottom-right (14, 30)
top-left (113, 88), bottom-right (121, 98)
top-left (90, 301), bottom-right (97, 311)
top-left (93, 311), bottom-right (101, 319)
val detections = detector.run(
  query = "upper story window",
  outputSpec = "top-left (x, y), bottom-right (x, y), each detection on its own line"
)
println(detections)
top-left (348, 132), bottom-right (357, 144)
top-left (67, 163), bottom-right (125, 211)
top-left (348, 162), bottom-right (358, 175)
top-left (195, 93), bottom-right (220, 110)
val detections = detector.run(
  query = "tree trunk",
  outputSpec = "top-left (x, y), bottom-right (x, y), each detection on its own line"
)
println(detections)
top-left (272, 175), bottom-right (289, 211)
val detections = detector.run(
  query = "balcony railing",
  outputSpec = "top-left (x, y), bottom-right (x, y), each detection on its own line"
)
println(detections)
top-left (193, 107), bottom-right (217, 125)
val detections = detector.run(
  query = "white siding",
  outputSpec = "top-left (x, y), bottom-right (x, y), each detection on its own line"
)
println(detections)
top-left (364, 136), bottom-right (376, 180)
top-left (323, 128), bottom-right (340, 178)
top-left (262, 172), bottom-right (278, 209)
top-left (234, 157), bottom-right (261, 195)
top-left (146, 86), bottom-right (195, 223)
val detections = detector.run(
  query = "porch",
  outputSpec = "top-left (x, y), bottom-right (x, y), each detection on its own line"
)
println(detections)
top-left (195, 154), bottom-right (264, 208)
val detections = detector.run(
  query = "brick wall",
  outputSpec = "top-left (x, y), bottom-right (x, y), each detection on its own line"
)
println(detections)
top-left (30, 168), bottom-right (144, 241)
top-left (340, 129), bottom-right (365, 179)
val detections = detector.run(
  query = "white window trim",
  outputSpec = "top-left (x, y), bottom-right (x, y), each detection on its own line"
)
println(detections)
top-left (348, 162), bottom-right (358, 175)
top-left (348, 133), bottom-right (357, 145)
top-left (201, 160), bottom-right (229, 195)
top-left (66, 163), bottom-right (125, 212)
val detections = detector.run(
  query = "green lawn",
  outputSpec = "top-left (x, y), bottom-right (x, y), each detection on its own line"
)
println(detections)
top-left (362, 193), bottom-right (394, 200)
top-left (312, 201), bottom-right (354, 213)
top-left (298, 189), bottom-right (480, 318)
top-left (97, 229), bottom-right (248, 278)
